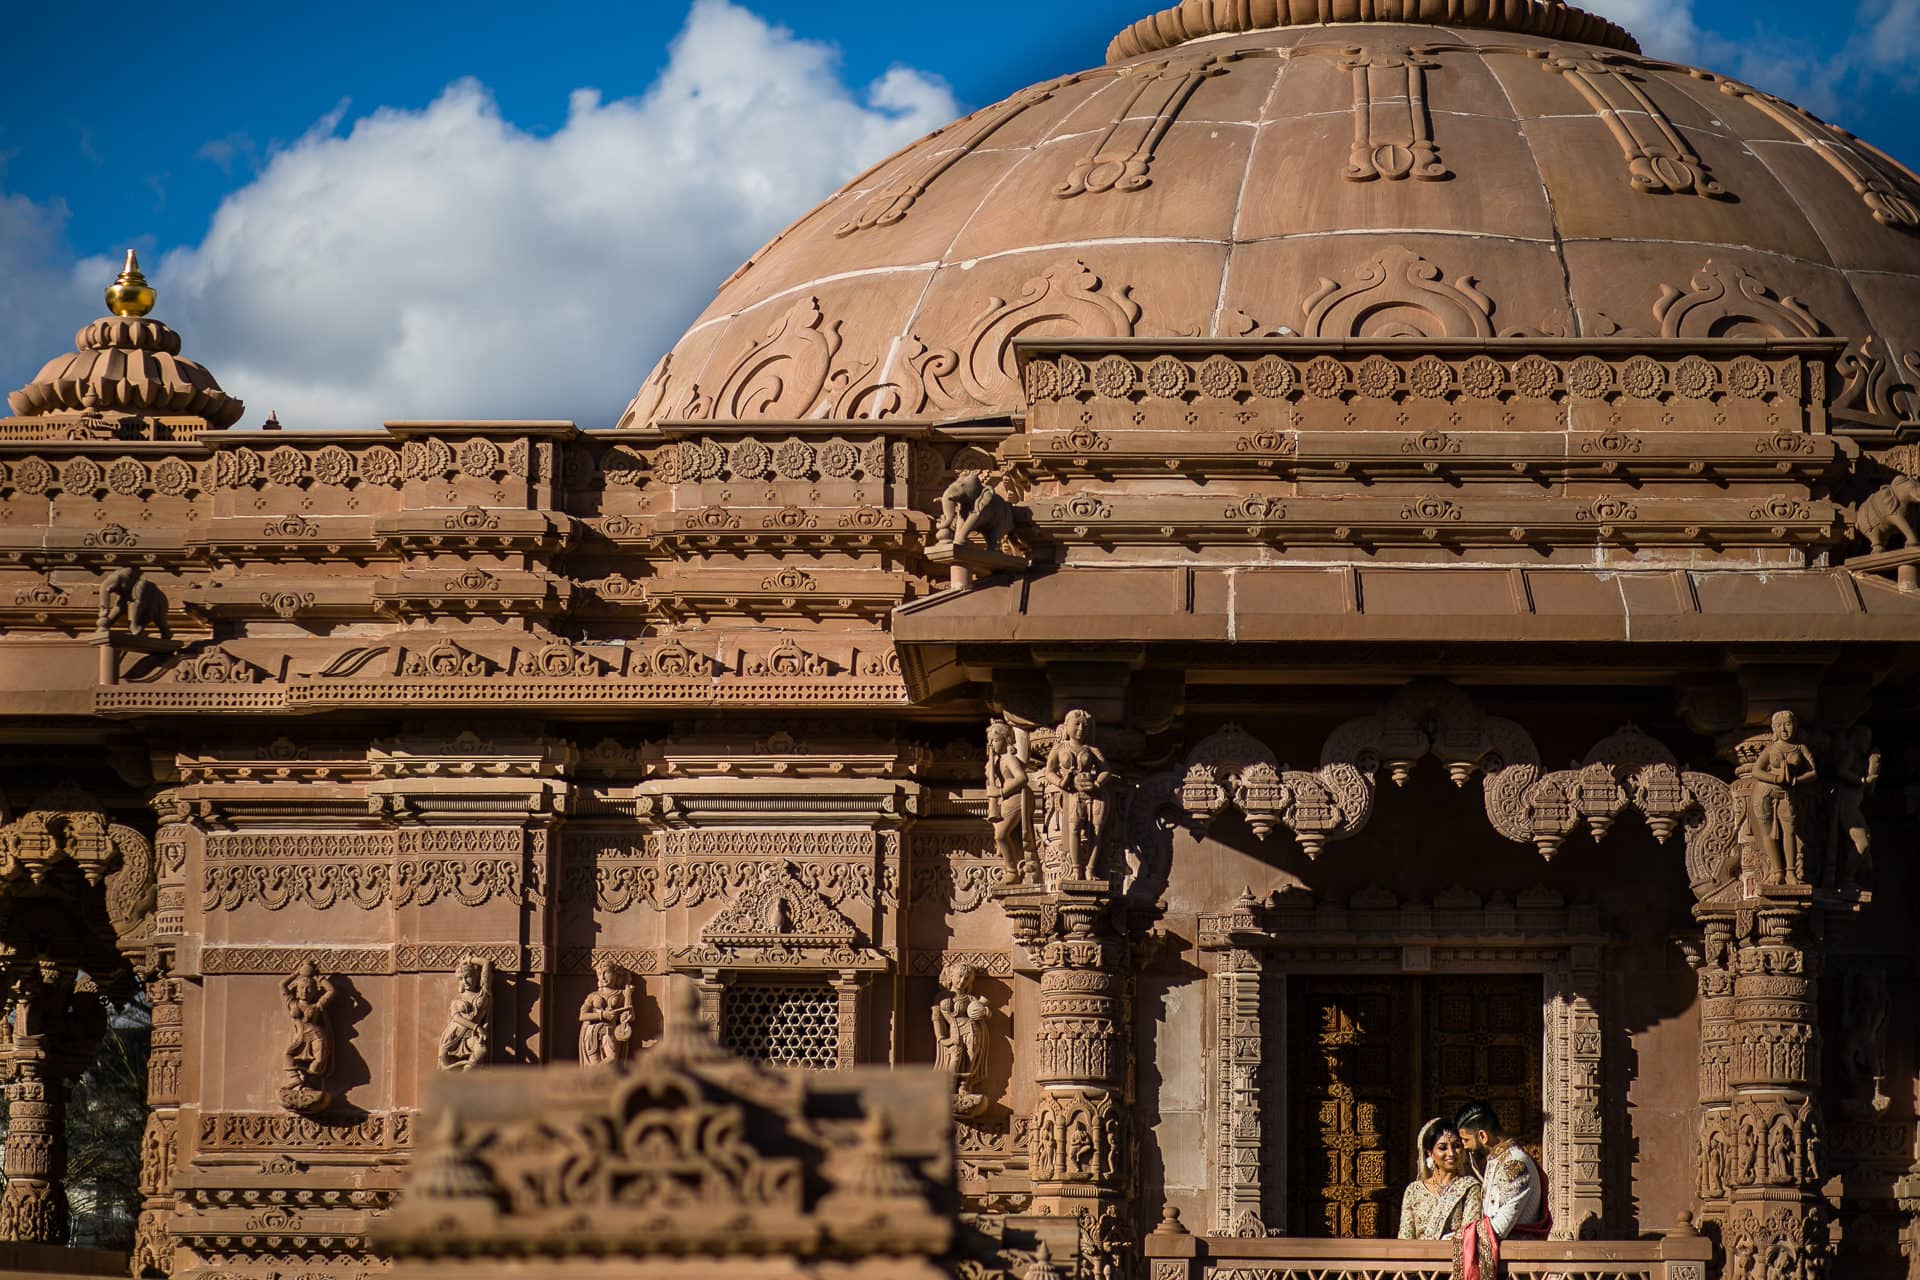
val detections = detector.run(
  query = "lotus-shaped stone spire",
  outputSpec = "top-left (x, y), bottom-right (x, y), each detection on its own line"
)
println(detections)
top-left (6, 251), bottom-right (244, 433)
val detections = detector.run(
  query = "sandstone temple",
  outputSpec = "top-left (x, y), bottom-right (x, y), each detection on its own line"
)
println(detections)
top-left (2, 2), bottom-right (1919, 1278)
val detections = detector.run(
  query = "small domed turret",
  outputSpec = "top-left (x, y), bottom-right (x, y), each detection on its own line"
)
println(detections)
top-left (5, 252), bottom-right (243, 439)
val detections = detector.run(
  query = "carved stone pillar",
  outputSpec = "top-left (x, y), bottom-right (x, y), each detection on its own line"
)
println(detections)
top-left (1214, 943), bottom-right (1267, 1237)
top-left (1546, 945), bottom-right (1606, 1236)
top-left (831, 969), bottom-right (867, 1071)
top-left (1683, 916), bottom-right (1738, 1236)
top-left (0, 965), bottom-right (100, 1245)
top-left (1718, 895), bottom-right (1830, 1280)
top-left (1005, 879), bottom-right (1132, 1267)
top-left (135, 967), bottom-right (184, 1275)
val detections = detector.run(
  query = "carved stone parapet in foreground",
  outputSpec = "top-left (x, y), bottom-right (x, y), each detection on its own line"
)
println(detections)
top-left (376, 983), bottom-right (953, 1280)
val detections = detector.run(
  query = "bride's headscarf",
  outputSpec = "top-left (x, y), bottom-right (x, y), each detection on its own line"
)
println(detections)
top-left (1416, 1116), bottom-right (1453, 1176)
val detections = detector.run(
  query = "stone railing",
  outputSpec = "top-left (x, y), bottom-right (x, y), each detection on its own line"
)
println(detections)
top-left (1145, 1234), bottom-right (1713, 1280)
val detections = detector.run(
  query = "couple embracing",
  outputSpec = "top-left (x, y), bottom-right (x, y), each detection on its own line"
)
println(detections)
top-left (1398, 1102), bottom-right (1548, 1278)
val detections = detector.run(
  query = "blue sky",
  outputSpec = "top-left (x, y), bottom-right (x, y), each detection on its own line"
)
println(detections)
top-left (2, 0), bottom-right (1916, 426)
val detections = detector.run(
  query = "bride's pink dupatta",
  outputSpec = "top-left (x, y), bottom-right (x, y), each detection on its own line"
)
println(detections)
top-left (1455, 1216), bottom-right (1499, 1280)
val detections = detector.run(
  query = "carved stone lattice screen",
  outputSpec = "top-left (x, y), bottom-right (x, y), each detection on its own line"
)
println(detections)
top-left (720, 979), bottom-right (840, 1069)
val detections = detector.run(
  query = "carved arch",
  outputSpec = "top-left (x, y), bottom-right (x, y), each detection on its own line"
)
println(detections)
top-left (1173, 682), bottom-right (1738, 898)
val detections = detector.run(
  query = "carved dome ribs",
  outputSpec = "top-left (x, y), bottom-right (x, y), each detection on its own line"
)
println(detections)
top-left (626, 23), bottom-right (1920, 431)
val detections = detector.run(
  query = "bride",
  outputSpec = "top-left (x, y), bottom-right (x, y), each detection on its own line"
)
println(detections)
top-left (1398, 1117), bottom-right (1483, 1239)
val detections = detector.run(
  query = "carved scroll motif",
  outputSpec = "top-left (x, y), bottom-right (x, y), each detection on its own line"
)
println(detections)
top-left (1835, 337), bottom-right (1920, 428)
top-left (838, 78), bottom-right (1072, 235)
top-left (827, 259), bottom-right (1142, 418)
top-left (1652, 259), bottom-right (1823, 340)
top-left (1302, 249), bottom-right (1495, 339)
top-left (1055, 55), bottom-right (1232, 199)
top-left (1545, 56), bottom-right (1726, 198)
top-left (691, 296), bottom-right (863, 422)
top-left (1719, 81), bottom-right (1920, 231)
top-left (1341, 52), bottom-right (1449, 182)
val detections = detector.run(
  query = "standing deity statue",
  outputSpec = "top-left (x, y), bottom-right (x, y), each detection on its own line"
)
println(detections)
top-left (578, 958), bottom-right (635, 1067)
top-left (1040, 709), bottom-right (1114, 881)
top-left (1745, 710), bottom-right (1819, 886)
top-left (436, 957), bottom-right (493, 1072)
top-left (1830, 725), bottom-right (1879, 891)
top-left (931, 961), bottom-right (991, 1119)
top-left (985, 720), bottom-right (1033, 881)
top-left (278, 960), bottom-right (336, 1115)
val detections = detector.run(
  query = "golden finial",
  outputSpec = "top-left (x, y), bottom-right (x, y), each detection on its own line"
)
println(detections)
top-left (104, 249), bottom-right (156, 318)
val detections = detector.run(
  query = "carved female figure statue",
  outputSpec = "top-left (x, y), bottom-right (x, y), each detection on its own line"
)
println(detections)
top-left (578, 959), bottom-right (635, 1067)
top-left (1040, 709), bottom-right (1113, 881)
top-left (436, 957), bottom-right (493, 1072)
top-left (278, 961), bottom-right (336, 1115)
top-left (984, 721), bottom-right (1033, 880)
top-left (930, 960), bottom-right (991, 1119)
top-left (1745, 710), bottom-right (1818, 885)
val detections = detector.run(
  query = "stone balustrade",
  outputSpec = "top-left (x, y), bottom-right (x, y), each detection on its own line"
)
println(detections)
top-left (1145, 1234), bottom-right (1714, 1280)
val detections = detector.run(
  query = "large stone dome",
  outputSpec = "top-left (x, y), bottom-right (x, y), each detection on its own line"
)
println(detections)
top-left (620, 0), bottom-right (1920, 429)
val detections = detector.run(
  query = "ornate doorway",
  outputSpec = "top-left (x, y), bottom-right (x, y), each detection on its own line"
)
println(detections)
top-left (1287, 975), bottom-right (1544, 1238)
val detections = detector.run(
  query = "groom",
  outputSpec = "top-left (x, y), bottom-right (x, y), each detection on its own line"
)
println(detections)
top-left (1455, 1101), bottom-right (1550, 1240)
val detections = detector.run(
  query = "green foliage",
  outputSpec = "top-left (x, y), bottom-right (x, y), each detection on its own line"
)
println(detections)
top-left (63, 993), bottom-right (151, 1250)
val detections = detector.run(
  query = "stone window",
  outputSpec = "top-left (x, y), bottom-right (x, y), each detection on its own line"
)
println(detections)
top-left (721, 979), bottom-right (839, 1069)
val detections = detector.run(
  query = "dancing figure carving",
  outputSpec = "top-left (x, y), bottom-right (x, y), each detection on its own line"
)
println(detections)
top-left (931, 960), bottom-right (991, 1119)
top-left (278, 961), bottom-right (336, 1115)
top-left (436, 957), bottom-right (493, 1072)
top-left (578, 958), bottom-right (635, 1067)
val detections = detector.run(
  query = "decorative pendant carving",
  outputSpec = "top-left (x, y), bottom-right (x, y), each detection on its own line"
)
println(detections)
top-left (1341, 52), bottom-right (1449, 182)
top-left (1302, 249), bottom-right (1495, 339)
top-left (1545, 56), bottom-right (1726, 198)
top-left (1180, 686), bottom-right (1741, 884)
top-left (1055, 55), bottom-right (1231, 199)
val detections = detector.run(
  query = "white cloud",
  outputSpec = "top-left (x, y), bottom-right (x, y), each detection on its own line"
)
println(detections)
top-left (1575, 0), bottom-right (1704, 61)
top-left (1857, 0), bottom-right (1920, 69)
top-left (0, 193), bottom-right (98, 396)
top-left (7, 0), bottom-right (956, 428)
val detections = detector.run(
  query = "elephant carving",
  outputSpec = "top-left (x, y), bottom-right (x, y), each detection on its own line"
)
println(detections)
top-left (1854, 474), bottom-right (1920, 553)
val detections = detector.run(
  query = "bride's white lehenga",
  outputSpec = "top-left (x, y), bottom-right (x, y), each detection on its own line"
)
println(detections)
top-left (1397, 1174), bottom-right (1483, 1239)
